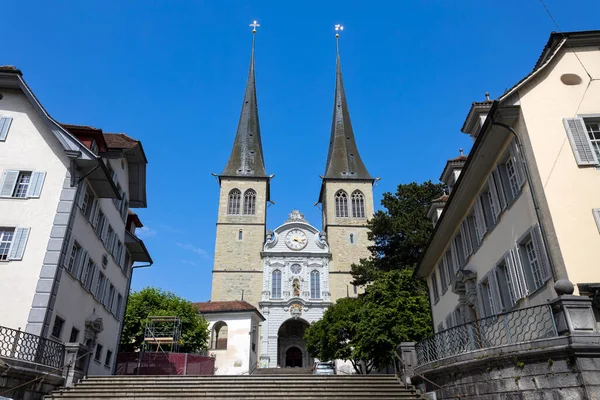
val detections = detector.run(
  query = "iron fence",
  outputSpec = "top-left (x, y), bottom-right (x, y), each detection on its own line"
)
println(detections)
top-left (416, 304), bottom-right (558, 365)
top-left (0, 325), bottom-right (65, 369)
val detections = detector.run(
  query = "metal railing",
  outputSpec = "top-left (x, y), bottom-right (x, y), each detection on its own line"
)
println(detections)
top-left (0, 325), bottom-right (65, 369)
top-left (416, 304), bottom-right (558, 365)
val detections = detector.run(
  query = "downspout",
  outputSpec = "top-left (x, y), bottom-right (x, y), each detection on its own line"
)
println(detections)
top-left (491, 121), bottom-right (560, 283)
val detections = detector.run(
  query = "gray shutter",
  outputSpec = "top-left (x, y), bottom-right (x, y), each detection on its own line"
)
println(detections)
top-left (509, 141), bottom-right (526, 186)
top-left (563, 117), bottom-right (598, 166)
top-left (27, 171), bottom-right (46, 198)
top-left (0, 116), bottom-right (13, 141)
top-left (78, 250), bottom-right (89, 281)
top-left (101, 216), bottom-right (109, 243)
top-left (503, 251), bottom-right (518, 306)
top-left (62, 233), bottom-right (74, 269)
top-left (90, 199), bottom-right (99, 226)
top-left (487, 176), bottom-right (501, 222)
top-left (476, 284), bottom-right (486, 318)
top-left (450, 239), bottom-right (460, 273)
top-left (8, 227), bottom-right (30, 260)
top-left (510, 247), bottom-right (529, 298)
top-left (593, 209), bottom-right (600, 234)
top-left (460, 221), bottom-right (472, 257)
top-left (0, 170), bottom-right (19, 197)
top-left (474, 197), bottom-right (487, 238)
top-left (77, 181), bottom-right (88, 208)
top-left (488, 269), bottom-right (503, 314)
top-left (492, 168), bottom-right (508, 210)
top-left (531, 225), bottom-right (552, 284)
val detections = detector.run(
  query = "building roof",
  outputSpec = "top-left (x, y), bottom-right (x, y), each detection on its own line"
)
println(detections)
top-left (0, 65), bottom-right (22, 75)
top-left (440, 150), bottom-right (468, 182)
top-left (127, 210), bottom-right (143, 228)
top-left (193, 300), bottom-right (259, 314)
top-left (220, 35), bottom-right (267, 179)
top-left (103, 133), bottom-right (140, 149)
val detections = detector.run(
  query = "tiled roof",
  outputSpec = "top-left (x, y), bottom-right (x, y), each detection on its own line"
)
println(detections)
top-left (60, 123), bottom-right (103, 134)
top-left (0, 65), bottom-right (22, 75)
top-left (449, 154), bottom-right (468, 162)
top-left (103, 133), bottom-right (139, 149)
top-left (193, 300), bottom-right (258, 314)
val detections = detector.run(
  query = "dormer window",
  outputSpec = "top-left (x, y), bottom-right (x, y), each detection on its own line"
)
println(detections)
top-left (90, 140), bottom-right (99, 155)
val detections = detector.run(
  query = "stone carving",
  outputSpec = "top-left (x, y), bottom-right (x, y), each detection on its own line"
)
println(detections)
top-left (286, 210), bottom-right (307, 223)
top-left (293, 279), bottom-right (301, 297)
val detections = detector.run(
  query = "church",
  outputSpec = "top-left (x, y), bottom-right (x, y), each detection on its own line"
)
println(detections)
top-left (197, 27), bottom-right (376, 374)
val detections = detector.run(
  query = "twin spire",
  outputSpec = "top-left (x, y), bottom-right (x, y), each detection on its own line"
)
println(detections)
top-left (221, 23), bottom-right (371, 182)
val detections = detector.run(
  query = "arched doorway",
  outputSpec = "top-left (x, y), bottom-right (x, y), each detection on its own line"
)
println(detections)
top-left (277, 319), bottom-right (311, 368)
top-left (285, 346), bottom-right (303, 368)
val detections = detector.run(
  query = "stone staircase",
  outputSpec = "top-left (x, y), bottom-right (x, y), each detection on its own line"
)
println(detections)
top-left (45, 374), bottom-right (424, 399)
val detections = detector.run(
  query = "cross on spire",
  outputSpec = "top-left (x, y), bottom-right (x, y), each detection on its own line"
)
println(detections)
top-left (250, 20), bottom-right (260, 33)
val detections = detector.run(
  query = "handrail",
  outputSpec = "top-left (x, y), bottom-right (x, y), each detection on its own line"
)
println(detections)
top-left (0, 325), bottom-right (65, 369)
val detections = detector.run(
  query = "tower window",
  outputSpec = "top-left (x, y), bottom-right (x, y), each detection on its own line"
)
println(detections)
top-left (272, 270), bottom-right (282, 299)
top-left (349, 233), bottom-right (354, 244)
top-left (238, 230), bottom-right (243, 240)
top-left (243, 189), bottom-right (256, 215)
top-left (310, 270), bottom-right (320, 299)
top-left (227, 189), bottom-right (241, 215)
top-left (351, 190), bottom-right (365, 218)
top-left (335, 190), bottom-right (349, 218)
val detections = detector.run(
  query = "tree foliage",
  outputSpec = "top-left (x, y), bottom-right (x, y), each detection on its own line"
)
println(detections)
top-left (351, 181), bottom-right (445, 285)
top-left (120, 287), bottom-right (209, 353)
top-left (306, 181), bottom-right (442, 372)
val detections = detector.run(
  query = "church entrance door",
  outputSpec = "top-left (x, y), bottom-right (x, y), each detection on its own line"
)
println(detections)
top-left (285, 346), bottom-right (303, 368)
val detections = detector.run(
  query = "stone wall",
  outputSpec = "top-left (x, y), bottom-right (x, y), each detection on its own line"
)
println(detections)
top-left (0, 358), bottom-right (64, 400)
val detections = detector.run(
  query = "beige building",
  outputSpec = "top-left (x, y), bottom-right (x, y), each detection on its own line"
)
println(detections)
top-left (416, 30), bottom-right (600, 332)
top-left (209, 33), bottom-right (374, 370)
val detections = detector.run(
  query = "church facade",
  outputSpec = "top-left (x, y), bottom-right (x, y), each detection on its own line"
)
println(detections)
top-left (209, 31), bottom-right (375, 370)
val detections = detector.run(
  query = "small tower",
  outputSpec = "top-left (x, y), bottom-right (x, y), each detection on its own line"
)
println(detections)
top-left (211, 23), bottom-right (270, 308)
top-left (318, 26), bottom-right (375, 301)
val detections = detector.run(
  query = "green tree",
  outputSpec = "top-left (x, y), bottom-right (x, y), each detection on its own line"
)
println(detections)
top-left (120, 287), bottom-right (209, 353)
top-left (351, 181), bottom-right (445, 285)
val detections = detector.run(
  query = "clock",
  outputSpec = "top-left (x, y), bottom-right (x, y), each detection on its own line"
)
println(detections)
top-left (290, 264), bottom-right (302, 274)
top-left (285, 229), bottom-right (307, 250)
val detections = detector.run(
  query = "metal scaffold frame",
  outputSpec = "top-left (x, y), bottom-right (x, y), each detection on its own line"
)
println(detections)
top-left (143, 316), bottom-right (182, 353)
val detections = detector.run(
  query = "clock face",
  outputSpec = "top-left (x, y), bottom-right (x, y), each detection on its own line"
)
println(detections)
top-left (291, 264), bottom-right (302, 274)
top-left (285, 229), bottom-right (307, 250)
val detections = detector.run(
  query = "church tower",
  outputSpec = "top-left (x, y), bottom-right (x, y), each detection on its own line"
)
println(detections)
top-left (318, 31), bottom-right (375, 301)
top-left (211, 28), bottom-right (270, 307)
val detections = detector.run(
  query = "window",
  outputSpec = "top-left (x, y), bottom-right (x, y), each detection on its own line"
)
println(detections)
top-left (351, 190), bottom-right (365, 218)
top-left (69, 327), bottom-right (79, 343)
top-left (95, 210), bottom-right (106, 238)
top-left (116, 293), bottom-right (123, 318)
top-left (517, 226), bottom-right (551, 293)
top-left (107, 284), bottom-right (116, 311)
top-left (478, 279), bottom-right (494, 318)
top-left (211, 322), bottom-right (228, 350)
top-left (0, 170), bottom-right (45, 199)
top-left (439, 262), bottom-right (448, 294)
top-left (585, 118), bottom-right (600, 161)
top-left (444, 250), bottom-right (455, 278)
top-left (95, 272), bottom-right (107, 302)
top-left (349, 233), bottom-right (354, 244)
top-left (67, 242), bottom-right (82, 275)
top-left (13, 172), bottom-right (31, 198)
top-left (107, 226), bottom-right (116, 255)
top-left (0, 227), bottom-right (29, 261)
top-left (310, 270), bottom-right (320, 299)
top-left (353, 284), bottom-right (358, 295)
top-left (238, 229), bottom-right (243, 240)
top-left (81, 187), bottom-right (96, 220)
top-left (0, 116), bottom-right (13, 141)
top-left (105, 350), bottom-right (112, 367)
top-left (335, 190), bottom-right (348, 218)
top-left (94, 344), bottom-right (103, 362)
top-left (431, 272), bottom-right (440, 304)
top-left (243, 189), bottom-right (256, 215)
top-left (453, 234), bottom-right (466, 267)
top-left (496, 261), bottom-right (517, 311)
top-left (505, 158), bottom-right (520, 199)
top-left (81, 259), bottom-right (96, 290)
top-left (0, 229), bottom-right (14, 261)
top-left (480, 191), bottom-right (496, 228)
top-left (227, 189), bottom-right (241, 214)
top-left (272, 270), bottom-right (282, 299)
top-left (51, 315), bottom-right (65, 339)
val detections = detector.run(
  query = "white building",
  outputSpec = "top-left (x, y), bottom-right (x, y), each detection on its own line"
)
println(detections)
top-left (0, 66), bottom-right (152, 376)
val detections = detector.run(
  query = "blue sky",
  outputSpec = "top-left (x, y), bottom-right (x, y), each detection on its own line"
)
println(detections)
top-left (4, 1), bottom-right (600, 301)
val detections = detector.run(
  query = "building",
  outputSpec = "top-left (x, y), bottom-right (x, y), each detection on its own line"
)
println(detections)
top-left (0, 66), bottom-right (152, 380)
top-left (208, 31), bottom-right (374, 371)
top-left (409, 30), bottom-right (600, 398)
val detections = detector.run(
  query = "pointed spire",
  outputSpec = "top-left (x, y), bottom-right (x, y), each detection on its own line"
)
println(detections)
top-left (323, 26), bottom-right (372, 180)
top-left (221, 22), bottom-right (267, 178)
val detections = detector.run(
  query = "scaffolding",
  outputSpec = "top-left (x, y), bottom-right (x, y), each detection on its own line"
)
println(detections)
top-left (143, 316), bottom-right (182, 353)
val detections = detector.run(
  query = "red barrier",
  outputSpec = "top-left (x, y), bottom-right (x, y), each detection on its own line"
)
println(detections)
top-left (115, 352), bottom-right (215, 375)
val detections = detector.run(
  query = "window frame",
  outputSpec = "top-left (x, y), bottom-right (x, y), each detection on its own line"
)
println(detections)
top-left (310, 270), bottom-right (320, 299)
top-left (351, 190), bottom-right (365, 218)
top-left (431, 272), bottom-right (440, 304)
top-left (271, 269), bottom-right (282, 299)
top-left (243, 189), bottom-right (257, 215)
top-left (227, 189), bottom-right (242, 215)
top-left (51, 315), bottom-right (65, 339)
top-left (335, 190), bottom-right (349, 218)
top-left (0, 228), bottom-right (15, 261)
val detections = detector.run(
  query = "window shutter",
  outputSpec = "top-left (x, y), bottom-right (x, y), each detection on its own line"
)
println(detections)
top-left (0, 116), bottom-right (13, 141)
top-left (90, 199), bottom-right (99, 226)
top-left (509, 140), bottom-right (527, 186)
top-left (510, 247), bottom-right (529, 298)
top-left (593, 209), bottom-right (600, 234)
top-left (460, 221), bottom-right (472, 258)
top-left (450, 239), bottom-right (460, 273)
top-left (531, 225), bottom-right (552, 284)
top-left (474, 197), bottom-right (487, 238)
top-left (0, 170), bottom-right (19, 197)
top-left (492, 168), bottom-right (508, 210)
top-left (27, 171), bottom-right (46, 198)
top-left (487, 176), bottom-right (501, 222)
top-left (77, 181), bottom-right (88, 208)
top-left (62, 233), bottom-right (74, 269)
top-left (476, 284), bottom-right (486, 318)
top-left (78, 250), bottom-right (89, 281)
top-left (563, 117), bottom-right (598, 166)
top-left (8, 227), bottom-right (30, 260)
top-left (101, 217), bottom-right (109, 243)
top-left (488, 269), bottom-right (503, 314)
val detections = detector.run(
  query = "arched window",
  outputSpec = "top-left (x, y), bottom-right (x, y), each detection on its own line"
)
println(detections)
top-left (243, 189), bottom-right (256, 215)
top-left (227, 189), bottom-right (241, 215)
top-left (272, 270), bottom-right (282, 299)
top-left (335, 190), bottom-right (348, 218)
top-left (310, 270), bottom-right (320, 299)
top-left (211, 321), bottom-right (228, 350)
top-left (349, 233), bottom-right (354, 244)
top-left (352, 190), bottom-right (365, 218)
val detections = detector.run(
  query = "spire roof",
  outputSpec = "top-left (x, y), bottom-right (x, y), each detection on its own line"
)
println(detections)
top-left (323, 40), bottom-right (372, 181)
top-left (221, 32), bottom-right (267, 178)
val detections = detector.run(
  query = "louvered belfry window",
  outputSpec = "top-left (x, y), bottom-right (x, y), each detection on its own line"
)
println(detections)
top-left (227, 189), bottom-right (241, 215)
top-left (351, 190), bottom-right (365, 218)
top-left (243, 189), bottom-right (256, 215)
top-left (335, 190), bottom-right (348, 218)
